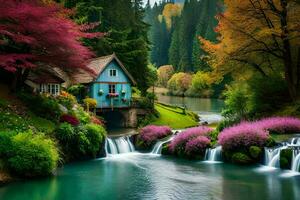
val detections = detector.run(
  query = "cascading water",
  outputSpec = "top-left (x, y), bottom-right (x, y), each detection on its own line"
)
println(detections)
top-left (105, 136), bottom-right (135, 155)
top-left (151, 136), bottom-right (175, 155)
top-left (204, 146), bottom-right (222, 162)
top-left (264, 137), bottom-right (300, 171)
top-left (291, 150), bottom-right (300, 172)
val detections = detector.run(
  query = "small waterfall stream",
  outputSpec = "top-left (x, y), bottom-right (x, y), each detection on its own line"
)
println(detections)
top-left (105, 136), bottom-right (135, 155)
top-left (264, 137), bottom-right (300, 172)
top-left (204, 146), bottom-right (222, 162)
top-left (151, 136), bottom-right (175, 155)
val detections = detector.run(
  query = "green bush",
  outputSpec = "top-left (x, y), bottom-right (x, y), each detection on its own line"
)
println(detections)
top-left (231, 152), bottom-right (252, 165)
top-left (216, 118), bottom-right (240, 132)
top-left (19, 92), bottom-right (62, 121)
top-left (247, 74), bottom-right (290, 117)
top-left (74, 107), bottom-right (91, 124)
top-left (0, 131), bottom-right (16, 157)
top-left (84, 124), bottom-right (106, 157)
top-left (222, 84), bottom-right (250, 120)
top-left (54, 123), bottom-right (106, 160)
top-left (249, 146), bottom-right (262, 160)
top-left (6, 131), bottom-right (59, 177)
top-left (280, 149), bottom-right (293, 169)
top-left (0, 111), bottom-right (30, 132)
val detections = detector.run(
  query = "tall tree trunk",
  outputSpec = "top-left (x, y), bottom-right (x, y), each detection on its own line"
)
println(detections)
top-left (280, 0), bottom-right (298, 101)
top-left (10, 68), bottom-right (30, 92)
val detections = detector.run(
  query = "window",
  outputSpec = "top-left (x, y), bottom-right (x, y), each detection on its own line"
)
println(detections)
top-left (40, 84), bottom-right (60, 96)
top-left (109, 84), bottom-right (116, 94)
top-left (109, 69), bottom-right (117, 77)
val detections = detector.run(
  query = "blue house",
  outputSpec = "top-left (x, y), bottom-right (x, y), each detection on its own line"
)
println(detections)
top-left (74, 53), bottom-right (136, 109)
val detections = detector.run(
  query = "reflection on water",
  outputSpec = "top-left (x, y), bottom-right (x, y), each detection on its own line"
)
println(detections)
top-left (1, 153), bottom-right (300, 200)
top-left (157, 95), bottom-right (225, 113)
top-left (157, 95), bottom-right (225, 124)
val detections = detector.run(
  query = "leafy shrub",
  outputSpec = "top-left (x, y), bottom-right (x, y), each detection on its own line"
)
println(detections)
top-left (55, 122), bottom-right (75, 142)
top-left (83, 98), bottom-right (97, 109)
top-left (222, 84), bottom-right (250, 120)
top-left (73, 106), bottom-right (91, 124)
top-left (170, 126), bottom-right (213, 156)
top-left (185, 136), bottom-right (210, 157)
top-left (0, 110), bottom-right (30, 132)
top-left (280, 149), bottom-right (293, 169)
top-left (0, 131), bottom-right (16, 157)
top-left (84, 124), bottom-right (106, 157)
top-left (247, 74), bottom-right (290, 117)
top-left (138, 125), bottom-right (172, 146)
top-left (67, 84), bottom-right (87, 101)
top-left (218, 122), bottom-right (269, 151)
top-left (216, 118), bottom-right (240, 132)
top-left (60, 114), bottom-right (80, 126)
top-left (254, 117), bottom-right (300, 134)
top-left (54, 123), bottom-right (106, 160)
top-left (19, 92), bottom-right (62, 121)
top-left (231, 152), bottom-right (252, 165)
top-left (249, 146), bottom-right (262, 160)
top-left (57, 91), bottom-right (77, 110)
top-left (7, 131), bottom-right (59, 177)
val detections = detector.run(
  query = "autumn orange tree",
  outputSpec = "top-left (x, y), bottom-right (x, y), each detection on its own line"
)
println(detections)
top-left (201, 0), bottom-right (300, 100)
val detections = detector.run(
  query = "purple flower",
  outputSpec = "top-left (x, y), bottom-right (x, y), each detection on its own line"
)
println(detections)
top-left (170, 126), bottom-right (213, 153)
top-left (185, 136), bottom-right (210, 155)
top-left (139, 125), bottom-right (172, 144)
top-left (253, 117), bottom-right (300, 134)
top-left (218, 122), bottom-right (269, 151)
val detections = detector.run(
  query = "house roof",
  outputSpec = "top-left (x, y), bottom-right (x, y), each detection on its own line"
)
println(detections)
top-left (27, 67), bottom-right (65, 84)
top-left (71, 53), bottom-right (137, 85)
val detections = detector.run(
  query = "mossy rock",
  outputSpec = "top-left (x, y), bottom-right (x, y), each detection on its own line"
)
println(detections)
top-left (231, 152), bottom-right (253, 165)
top-left (249, 146), bottom-right (262, 160)
top-left (280, 149), bottom-right (293, 169)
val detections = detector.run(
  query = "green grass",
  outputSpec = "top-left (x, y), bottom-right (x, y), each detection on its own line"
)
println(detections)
top-left (150, 103), bottom-right (198, 129)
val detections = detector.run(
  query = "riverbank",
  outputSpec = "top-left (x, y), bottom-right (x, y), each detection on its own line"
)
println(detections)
top-left (150, 103), bottom-right (199, 129)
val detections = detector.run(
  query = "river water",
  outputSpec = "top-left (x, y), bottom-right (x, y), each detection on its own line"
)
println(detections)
top-left (1, 97), bottom-right (300, 200)
top-left (1, 153), bottom-right (300, 200)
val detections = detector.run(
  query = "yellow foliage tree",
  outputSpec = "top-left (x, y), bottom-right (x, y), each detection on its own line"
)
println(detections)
top-left (161, 3), bottom-right (182, 29)
top-left (201, 0), bottom-right (300, 100)
top-left (157, 65), bottom-right (175, 87)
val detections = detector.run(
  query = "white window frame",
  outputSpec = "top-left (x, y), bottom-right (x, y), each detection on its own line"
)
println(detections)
top-left (40, 84), bottom-right (60, 96)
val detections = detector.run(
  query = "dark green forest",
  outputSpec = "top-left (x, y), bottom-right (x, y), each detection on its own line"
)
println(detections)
top-left (145, 0), bottom-right (221, 72)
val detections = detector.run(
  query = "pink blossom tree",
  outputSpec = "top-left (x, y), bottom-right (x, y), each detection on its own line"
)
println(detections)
top-left (0, 0), bottom-right (104, 90)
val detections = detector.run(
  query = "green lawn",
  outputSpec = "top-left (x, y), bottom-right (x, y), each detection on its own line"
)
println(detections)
top-left (150, 103), bottom-right (198, 129)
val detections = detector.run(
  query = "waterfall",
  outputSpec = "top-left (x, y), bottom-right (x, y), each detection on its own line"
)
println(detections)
top-left (105, 136), bottom-right (135, 155)
top-left (205, 146), bottom-right (222, 162)
top-left (264, 137), bottom-right (300, 170)
top-left (291, 150), bottom-right (300, 172)
top-left (151, 136), bottom-right (175, 155)
top-left (264, 147), bottom-right (283, 168)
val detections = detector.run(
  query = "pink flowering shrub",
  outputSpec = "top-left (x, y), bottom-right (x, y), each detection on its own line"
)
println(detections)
top-left (218, 122), bottom-right (269, 151)
top-left (139, 125), bottom-right (172, 145)
top-left (170, 126), bottom-right (213, 155)
top-left (253, 117), bottom-right (300, 134)
top-left (185, 136), bottom-right (210, 155)
top-left (60, 114), bottom-right (80, 126)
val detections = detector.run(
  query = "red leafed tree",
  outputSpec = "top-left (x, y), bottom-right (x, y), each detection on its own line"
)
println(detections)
top-left (0, 0), bottom-right (104, 89)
